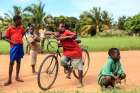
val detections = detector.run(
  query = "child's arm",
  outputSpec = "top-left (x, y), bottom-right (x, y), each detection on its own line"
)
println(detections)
top-left (2, 36), bottom-right (16, 44)
top-left (117, 62), bottom-right (124, 76)
top-left (102, 58), bottom-right (114, 76)
top-left (34, 35), bottom-right (40, 42)
top-left (58, 34), bottom-right (77, 40)
top-left (44, 32), bottom-right (56, 36)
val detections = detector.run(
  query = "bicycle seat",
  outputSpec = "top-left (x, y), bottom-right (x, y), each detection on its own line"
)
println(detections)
top-left (75, 39), bottom-right (81, 44)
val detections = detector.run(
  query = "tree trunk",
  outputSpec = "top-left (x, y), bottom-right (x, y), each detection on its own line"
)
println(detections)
top-left (96, 25), bottom-right (99, 32)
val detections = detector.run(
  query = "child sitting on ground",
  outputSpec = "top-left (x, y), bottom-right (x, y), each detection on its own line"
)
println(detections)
top-left (98, 48), bottom-right (126, 88)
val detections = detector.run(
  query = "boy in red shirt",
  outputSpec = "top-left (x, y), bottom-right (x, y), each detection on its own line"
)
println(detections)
top-left (58, 23), bottom-right (83, 87)
top-left (4, 15), bottom-right (24, 86)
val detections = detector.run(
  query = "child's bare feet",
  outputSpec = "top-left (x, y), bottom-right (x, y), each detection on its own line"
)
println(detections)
top-left (4, 81), bottom-right (12, 86)
top-left (15, 78), bottom-right (24, 82)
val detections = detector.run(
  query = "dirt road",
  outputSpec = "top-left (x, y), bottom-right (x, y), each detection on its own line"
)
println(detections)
top-left (0, 51), bottom-right (140, 93)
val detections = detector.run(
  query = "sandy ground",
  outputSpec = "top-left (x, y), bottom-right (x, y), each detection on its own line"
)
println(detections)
top-left (0, 51), bottom-right (140, 93)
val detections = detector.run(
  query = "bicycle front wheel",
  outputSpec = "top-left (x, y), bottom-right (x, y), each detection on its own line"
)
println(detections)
top-left (37, 55), bottom-right (59, 91)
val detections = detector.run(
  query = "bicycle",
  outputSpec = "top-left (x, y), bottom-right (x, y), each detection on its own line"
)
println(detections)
top-left (37, 39), bottom-right (90, 91)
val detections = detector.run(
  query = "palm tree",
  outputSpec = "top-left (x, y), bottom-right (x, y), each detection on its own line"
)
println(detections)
top-left (79, 11), bottom-right (96, 36)
top-left (43, 14), bottom-right (56, 31)
top-left (24, 0), bottom-right (46, 33)
top-left (4, 6), bottom-right (22, 23)
top-left (89, 7), bottom-right (102, 32)
top-left (79, 7), bottom-right (113, 36)
top-left (101, 10), bottom-right (112, 30)
top-left (79, 7), bottom-right (102, 36)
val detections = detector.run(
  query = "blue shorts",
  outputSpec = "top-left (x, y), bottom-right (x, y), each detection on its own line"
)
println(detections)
top-left (10, 44), bottom-right (24, 63)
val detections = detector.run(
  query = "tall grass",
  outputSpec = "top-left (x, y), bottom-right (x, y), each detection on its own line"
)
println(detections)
top-left (0, 40), bottom-right (9, 54)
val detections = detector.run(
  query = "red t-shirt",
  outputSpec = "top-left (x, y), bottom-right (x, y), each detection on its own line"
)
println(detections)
top-left (5, 25), bottom-right (25, 47)
top-left (60, 30), bottom-right (82, 58)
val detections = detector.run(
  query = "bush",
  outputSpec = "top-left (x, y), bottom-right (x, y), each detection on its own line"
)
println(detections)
top-left (124, 13), bottom-right (140, 34)
top-left (96, 29), bottom-right (129, 37)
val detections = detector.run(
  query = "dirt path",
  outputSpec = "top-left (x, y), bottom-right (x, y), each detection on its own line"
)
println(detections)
top-left (0, 51), bottom-right (140, 93)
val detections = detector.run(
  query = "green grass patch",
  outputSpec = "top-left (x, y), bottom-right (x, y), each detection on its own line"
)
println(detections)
top-left (0, 40), bottom-right (10, 54)
top-left (0, 36), bottom-right (140, 54)
top-left (81, 36), bottom-right (140, 52)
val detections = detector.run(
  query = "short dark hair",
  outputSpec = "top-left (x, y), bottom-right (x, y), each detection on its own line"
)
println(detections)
top-left (13, 15), bottom-right (22, 22)
top-left (108, 48), bottom-right (120, 56)
top-left (59, 22), bottom-right (70, 29)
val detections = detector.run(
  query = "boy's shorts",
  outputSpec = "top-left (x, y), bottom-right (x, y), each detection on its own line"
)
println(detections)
top-left (61, 56), bottom-right (83, 70)
top-left (10, 44), bottom-right (24, 63)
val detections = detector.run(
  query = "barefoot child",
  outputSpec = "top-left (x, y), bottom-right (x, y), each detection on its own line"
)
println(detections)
top-left (27, 24), bottom-right (40, 74)
top-left (98, 48), bottom-right (126, 88)
top-left (4, 15), bottom-right (24, 86)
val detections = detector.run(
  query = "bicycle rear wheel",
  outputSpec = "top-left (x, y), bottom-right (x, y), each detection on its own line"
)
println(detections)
top-left (73, 49), bottom-right (90, 79)
top-left (37, 55), bottom-right (59, 90)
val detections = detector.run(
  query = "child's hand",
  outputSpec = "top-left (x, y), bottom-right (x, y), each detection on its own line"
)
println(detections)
top-left (57, 36), bottom-right (64, 40)
top-left (54, 32), bottom-right (59, 37)
top-left (113, 75), bottom-right (119, 80)
top-left (11, 40), bottom-right (17, 44)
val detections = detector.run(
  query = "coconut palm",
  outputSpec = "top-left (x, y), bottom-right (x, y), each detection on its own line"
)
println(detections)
top-left (79, 7), bottom-right (112, 36)
top-left (90, 7), bottom-right (102, 32)
top-left (24, 0), bottom-right (46, 33)
top-left (79, 11), bottom-right (96, 36)
top-left (101, 10), bottom-right (112, 30)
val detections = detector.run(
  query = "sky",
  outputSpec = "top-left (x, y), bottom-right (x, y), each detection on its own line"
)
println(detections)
top-left (0, 0), bottom-right (140, 20)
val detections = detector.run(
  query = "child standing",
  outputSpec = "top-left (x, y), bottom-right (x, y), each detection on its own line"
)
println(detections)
top-left (28, 24), bottom-right (40, 74)
top-left (4, 15), bottom-right (25, 86)
top-left (98, 48), bottom-right (126, 88)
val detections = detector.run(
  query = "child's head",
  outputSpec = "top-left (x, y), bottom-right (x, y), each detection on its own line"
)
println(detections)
top-left (108, 48), bottom-right (120, 62)
top-left (28, 23), bottom-right (34, 34)
top-left (13, 15), bottom-right (22, 27)
top-left (58, 23), bottom-right (66, 33)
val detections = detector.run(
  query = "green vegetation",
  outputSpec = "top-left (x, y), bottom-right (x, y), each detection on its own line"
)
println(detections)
top-left (0, 1), bottom-right (139, 39)
top-left (0, 1), bottom-right (139, 54)
top-left (0, 40), bottom-right (9, 54)
top-left (81, 36), bottom-right (140, 51)
top-left (124, 13), bottom-right (140, 34)
top-left (0, 36), bottom-right (140, 54)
